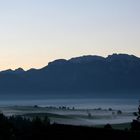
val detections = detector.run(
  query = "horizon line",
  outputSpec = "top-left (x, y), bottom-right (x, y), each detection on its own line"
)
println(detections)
top-left (1, 53), bottom-right (139, 72)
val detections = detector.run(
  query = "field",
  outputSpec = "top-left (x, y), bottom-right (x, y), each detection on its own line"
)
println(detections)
top-left (0, 105), bottom-right (135, 129)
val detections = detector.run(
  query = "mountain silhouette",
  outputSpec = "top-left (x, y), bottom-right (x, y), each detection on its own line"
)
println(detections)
top-left (0, 53), bottom-right (140, 96)
top-left (1, 68), bottom-right (25, 74)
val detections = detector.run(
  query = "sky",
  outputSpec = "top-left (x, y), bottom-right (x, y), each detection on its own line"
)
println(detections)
top-left (0, 0), bottom-right (140, 70)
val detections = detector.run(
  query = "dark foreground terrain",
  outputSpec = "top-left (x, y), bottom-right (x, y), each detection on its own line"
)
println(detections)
top-left (0, 113), bottom-right (140, 140)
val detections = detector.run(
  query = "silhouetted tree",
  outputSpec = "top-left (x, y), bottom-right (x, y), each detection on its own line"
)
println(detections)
top-left (104, 124), bottom-right (112, 129)
top-left (117, 110), bottom-right (122, 115)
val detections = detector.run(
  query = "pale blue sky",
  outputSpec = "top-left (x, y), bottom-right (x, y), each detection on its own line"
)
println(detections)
top-left (0, 0), bottom-right (140, 70)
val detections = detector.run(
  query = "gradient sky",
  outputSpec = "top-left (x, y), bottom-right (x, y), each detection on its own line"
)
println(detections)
top-left (0, 0), bottom-right (140, 70)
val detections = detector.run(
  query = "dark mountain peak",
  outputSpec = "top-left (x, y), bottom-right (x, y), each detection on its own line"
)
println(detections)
top-left (15, 68), bottom-right (24, 71)
top-left (1, 68), bottom-right (25, 74)
top-left (48, 59), bottom-right (67, 66)
top-left (14, 68), bottom-right (25, 74)
top-left (69, 55), bottom-right (105, 63)
top-left (107, 53), bottom-right (139, 61)
top-left (1, 69), bottom-right (13, 74)
top-left (0, 53), bottom-right (140, 94)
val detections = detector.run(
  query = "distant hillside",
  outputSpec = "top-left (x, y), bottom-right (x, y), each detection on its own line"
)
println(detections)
top-left (0, 53), bottom-right (140, 96)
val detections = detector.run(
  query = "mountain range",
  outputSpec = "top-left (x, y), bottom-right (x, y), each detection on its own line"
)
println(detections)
top-left (0, 53), bottom-right (140, 96)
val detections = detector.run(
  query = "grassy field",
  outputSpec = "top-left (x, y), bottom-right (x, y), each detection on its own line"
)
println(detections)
top-left (0, 105), bottom-right (135, 129)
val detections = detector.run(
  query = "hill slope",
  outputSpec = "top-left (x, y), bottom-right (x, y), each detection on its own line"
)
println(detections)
top-left (0, 53), bottom-right (140, 96)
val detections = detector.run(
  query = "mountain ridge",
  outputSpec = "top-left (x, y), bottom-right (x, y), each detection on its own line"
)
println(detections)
top-left (1, 53), bottom-right (140, 72)
top-left (0, 53), bottom-right (140, 96)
